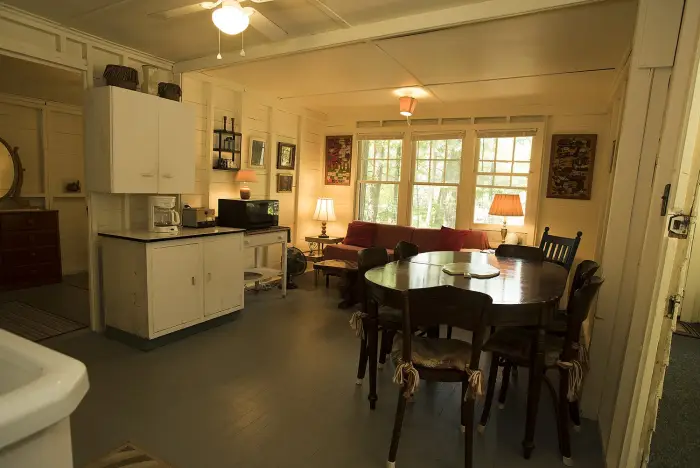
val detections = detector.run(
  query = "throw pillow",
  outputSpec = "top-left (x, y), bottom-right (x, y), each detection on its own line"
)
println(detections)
top-left (343, 222), bottom-right (376, 247)
top-left (439, 226), bottom-right (469, 251)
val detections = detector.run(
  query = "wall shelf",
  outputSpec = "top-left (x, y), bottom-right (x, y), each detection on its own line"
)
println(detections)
top-left (53, 193), bottom-right (86, 198)
top-left (212, 167), bottom-right (240, 172)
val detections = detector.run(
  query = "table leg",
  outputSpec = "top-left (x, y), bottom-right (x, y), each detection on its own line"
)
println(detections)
top-left (368, 297), bottom-right (379, 410)
top-left (523, 325), bottom-right (546, 459)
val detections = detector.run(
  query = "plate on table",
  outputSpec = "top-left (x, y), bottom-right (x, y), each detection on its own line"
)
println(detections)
top-left (442, 262), bottom-right (500, 279)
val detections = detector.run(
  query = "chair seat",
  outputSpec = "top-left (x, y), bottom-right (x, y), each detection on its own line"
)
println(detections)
top-left (392, 333), bottom-right (473, 371)
top-left (483, 327), bottom-right (563, 367)
top-left (379, 306), bottom-right (402, 324)
top-left (547, 310), bottom-right (568, 335)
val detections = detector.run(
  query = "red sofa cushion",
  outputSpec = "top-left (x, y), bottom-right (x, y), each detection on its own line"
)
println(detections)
top-left (411, 228), bottom-right (443, 253)
top-left (324, 244), bottom-right (365, 262)
top-left (439, 226), bottom-right (469, 251)
top-left (342, 222), bottom-right (376, 248)
top-left (374, 224), bottom-right (415, 250)
top-left (462, 230), bottom-right (491, 250)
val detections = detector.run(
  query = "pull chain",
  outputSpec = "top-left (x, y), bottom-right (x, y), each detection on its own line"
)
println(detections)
top-left (217, 29), bottom-right (222, 60)
top-left (240, 30), bottom-right (246, 57)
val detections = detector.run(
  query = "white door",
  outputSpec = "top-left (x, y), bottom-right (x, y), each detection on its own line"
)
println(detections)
top-left (151, 243), bottom-right (203, 333)
top-left (110, 87), bottom-right (159, 193)
top-left (203, 235), bottom-right (243, 316)
top-left (158, 99), bottom-right (195, 194)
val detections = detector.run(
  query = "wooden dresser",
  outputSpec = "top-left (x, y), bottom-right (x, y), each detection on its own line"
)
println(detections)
top-left (0, 210), bottom-right (62, 290)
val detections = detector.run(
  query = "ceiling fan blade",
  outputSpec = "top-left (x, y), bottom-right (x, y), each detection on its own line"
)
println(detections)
top-left (246, 7), bottom-right (287, 41)
top-left (149, 3), bottom-right (208, 19)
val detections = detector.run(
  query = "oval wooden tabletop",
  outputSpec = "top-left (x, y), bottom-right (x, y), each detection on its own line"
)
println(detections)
top-left (364, 251), bottom-right (568, 306)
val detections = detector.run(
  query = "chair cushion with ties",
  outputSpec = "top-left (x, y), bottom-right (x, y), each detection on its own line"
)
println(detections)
top-left (483, 327), bottom-right (564, 367)
top-left (391, 333), bottom-right (474, 371)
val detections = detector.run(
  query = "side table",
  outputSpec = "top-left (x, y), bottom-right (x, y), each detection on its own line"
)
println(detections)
top-left (305, 236), bottom-right (343, 285)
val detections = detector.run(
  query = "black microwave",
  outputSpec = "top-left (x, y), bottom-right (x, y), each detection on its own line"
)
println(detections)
top-left (217, 199), bottom-right (280, 230)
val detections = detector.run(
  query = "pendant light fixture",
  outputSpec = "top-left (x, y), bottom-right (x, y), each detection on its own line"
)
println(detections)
top-left (399, 96), bottom-right (417, 117)
top-left (212, 1), bottom-right (251, 35)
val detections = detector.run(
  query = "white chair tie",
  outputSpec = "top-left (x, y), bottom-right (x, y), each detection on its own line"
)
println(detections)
top-left (393, 361), bottom-right (420, 398)
top-left (465, 368), bottom-right (484, 400)
top-left (557, 359), bottom-right (584, 402)
top-left (349, 311), bottom-right (367, 339)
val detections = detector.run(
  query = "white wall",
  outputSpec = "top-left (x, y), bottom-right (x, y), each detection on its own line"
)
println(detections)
top-left (321, 109), bottom-right (614, 265)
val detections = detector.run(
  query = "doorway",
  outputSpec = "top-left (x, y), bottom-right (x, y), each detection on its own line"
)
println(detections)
top-left (0, 53), bottom-right (90, 334)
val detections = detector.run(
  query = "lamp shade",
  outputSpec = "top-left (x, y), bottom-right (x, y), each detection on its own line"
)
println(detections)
top-left (313, 198), bottom-right (336, 222)
top-left (488, 194), bottom-right (524, 217)
top-left (399, 96), bottom-right (417, 116)
top-left (234, 170), bottom-right (257, 183)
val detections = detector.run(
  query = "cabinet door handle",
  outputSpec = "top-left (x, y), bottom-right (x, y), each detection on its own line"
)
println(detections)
top-left (162, 174), bottom-right (174, 179)
top-left (191, 276), bottom-right (196, 285)
top-left (141, 172), bottom-right (155, 178)
top-left (207, 272), bottom-right (212, 282)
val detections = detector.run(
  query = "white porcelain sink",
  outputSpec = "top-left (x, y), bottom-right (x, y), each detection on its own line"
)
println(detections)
top-left (0, 329), bottom-right (89, 467)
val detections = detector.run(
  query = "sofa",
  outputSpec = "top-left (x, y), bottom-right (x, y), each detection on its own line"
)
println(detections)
top-left (324, 221), bottom-right (491, 262)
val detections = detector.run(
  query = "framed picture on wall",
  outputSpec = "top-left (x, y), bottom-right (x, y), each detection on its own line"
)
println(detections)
top-left (325, 135), bottom-right (353, 185)
top-left (277, 173), bottom-right (293, 192)
top-left (250, 139), bottom-right (265, 167)
top-left (277, 142), bottom-right (296, 170)
top-left (546, 134), bottom-right (597, 200)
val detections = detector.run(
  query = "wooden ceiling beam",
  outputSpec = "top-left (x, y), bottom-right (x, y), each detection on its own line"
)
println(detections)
top-left (174, 0), bottom-right (605, 73)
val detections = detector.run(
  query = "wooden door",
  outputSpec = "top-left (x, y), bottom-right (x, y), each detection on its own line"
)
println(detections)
top-left (111, 87), bottom-right (159, 193)
top-left (203, 235), bottom-right (243, 316)
top-left (150, 243), bottom-right (203, 333)
top-left (158, 99), bottom-right (195, 194)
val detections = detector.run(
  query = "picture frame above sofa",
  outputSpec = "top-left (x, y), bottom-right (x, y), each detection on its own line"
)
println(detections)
top-left (277, 142), bottom-right (296, 170)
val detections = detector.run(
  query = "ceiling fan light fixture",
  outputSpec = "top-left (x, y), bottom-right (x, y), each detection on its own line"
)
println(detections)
top-left (399, 96), bottom-right (417, 117)
top-left (212, 1), bottom-right (250, 35)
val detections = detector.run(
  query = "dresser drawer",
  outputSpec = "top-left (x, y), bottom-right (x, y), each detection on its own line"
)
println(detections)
top-left (1, 230), bottom-right (59, 249)
top-left (1, 246), bottom-right (61, 267)
top-left (0, 211), bottom-right (58, 232)
top-left (1, 262), bottom-right (61, 288)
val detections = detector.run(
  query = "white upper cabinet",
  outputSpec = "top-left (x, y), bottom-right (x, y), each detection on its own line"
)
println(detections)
top-left (85, 86), bottom-right (195, 194)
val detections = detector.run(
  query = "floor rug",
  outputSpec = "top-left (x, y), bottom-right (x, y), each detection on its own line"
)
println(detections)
top-left (674, 321), bottom-right (700, 339)
top-left (86, 443), bottom-right (173, 468)
top-left (0, 301), bottom-right (86, 341)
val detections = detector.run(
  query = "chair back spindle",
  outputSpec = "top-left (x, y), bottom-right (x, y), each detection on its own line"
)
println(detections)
top-left (539, 227), bottom-right (582, 271)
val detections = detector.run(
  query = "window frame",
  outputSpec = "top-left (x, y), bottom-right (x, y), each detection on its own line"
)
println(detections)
top-left (408, 134), bottom-right (466, 229)
top-left (353, 136), bottom-right (405, 225)
top-left (464, 123), bottom-right (545, 243)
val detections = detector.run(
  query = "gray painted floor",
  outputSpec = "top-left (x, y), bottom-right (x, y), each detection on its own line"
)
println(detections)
top-left (43, 272), bottom-right (605, 468)
top-left (648, 335), bottom-right (700, 467)
top-left (0, 272), bottom-right (90, 325)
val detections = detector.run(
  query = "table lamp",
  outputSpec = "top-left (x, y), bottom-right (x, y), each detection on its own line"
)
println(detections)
top-left (234, 170), bottom-right (257, 200)
top-left (489, 194), bottom-right (524, 244)
top-left (313, 198), bottom-right (336, 238)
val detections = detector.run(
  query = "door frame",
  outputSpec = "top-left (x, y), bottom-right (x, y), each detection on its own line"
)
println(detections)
top-left (600, 1), bottom-right (700, 466)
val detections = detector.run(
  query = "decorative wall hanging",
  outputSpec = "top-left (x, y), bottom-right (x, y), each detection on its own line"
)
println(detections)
top-left (250, 138), bottom-right (265, 167)
top-left (546, 134), bottom-right (597, 200)
top-left (325, 135), bottom-right (353, 186)
top-left (277, 173), bottom-right (293, 193)
top-left (277, 142), bottom-right (296, 170)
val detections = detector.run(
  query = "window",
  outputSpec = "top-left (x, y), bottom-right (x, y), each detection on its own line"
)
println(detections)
top-left (411, 138), bottom-right (463, 228)
top-left (474, 135), bottom-right (534, 226)
top-left (357, 139), bottom-right (403, 224)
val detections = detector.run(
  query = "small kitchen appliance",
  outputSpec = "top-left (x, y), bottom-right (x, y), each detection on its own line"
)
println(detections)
top-left (217, 199), bottom-right (279, 230)
top-left (182, 207), bottom-right (216, 228)
top-left (148, 196), bottom-right (180, 233)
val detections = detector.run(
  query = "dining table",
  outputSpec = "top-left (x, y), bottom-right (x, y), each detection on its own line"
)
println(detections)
top-left (363, 250), bottom-right (569, 458)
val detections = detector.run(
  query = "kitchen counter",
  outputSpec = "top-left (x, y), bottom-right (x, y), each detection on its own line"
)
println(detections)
top-left (98, 227), bottom-right (245, 243)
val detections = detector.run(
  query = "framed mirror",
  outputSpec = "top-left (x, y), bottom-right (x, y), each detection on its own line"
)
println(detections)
top-left (0, 137), bottom-right (23, 202)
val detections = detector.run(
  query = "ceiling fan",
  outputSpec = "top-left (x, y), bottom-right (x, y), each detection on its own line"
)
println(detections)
top-left (151, 0), bottom-right (287, 42)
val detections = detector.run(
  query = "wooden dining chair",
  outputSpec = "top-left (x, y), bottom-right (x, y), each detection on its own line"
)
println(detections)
top-left (478, 277), bottom-right (604, 466)
top-left (539, 227), bottom-right (582, 271)
top-left (394, 241), bottom-right (419, 261)
top-left (388, 286), bottom-right (492, 468)
top-left (495, 244), bottom-right (545, 262)
top-left (351, 247), bottom-right (400, 384)
top-left (548, 260), bottom-right (600, 336)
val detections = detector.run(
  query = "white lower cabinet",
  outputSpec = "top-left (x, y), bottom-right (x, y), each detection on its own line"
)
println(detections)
top-left (204, 236), bottom-right (243, 317)
top-left (101, 233), bottom-right (244, 340)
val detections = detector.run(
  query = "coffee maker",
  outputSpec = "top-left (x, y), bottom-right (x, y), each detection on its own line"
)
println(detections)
top-left (148, 196), bottom-right (180, 233)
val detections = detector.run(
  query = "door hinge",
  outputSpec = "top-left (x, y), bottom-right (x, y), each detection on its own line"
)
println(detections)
top-left (661, 183), bottom-right (671, 215)
top-left (667, 294), bottom-right (682, 319)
